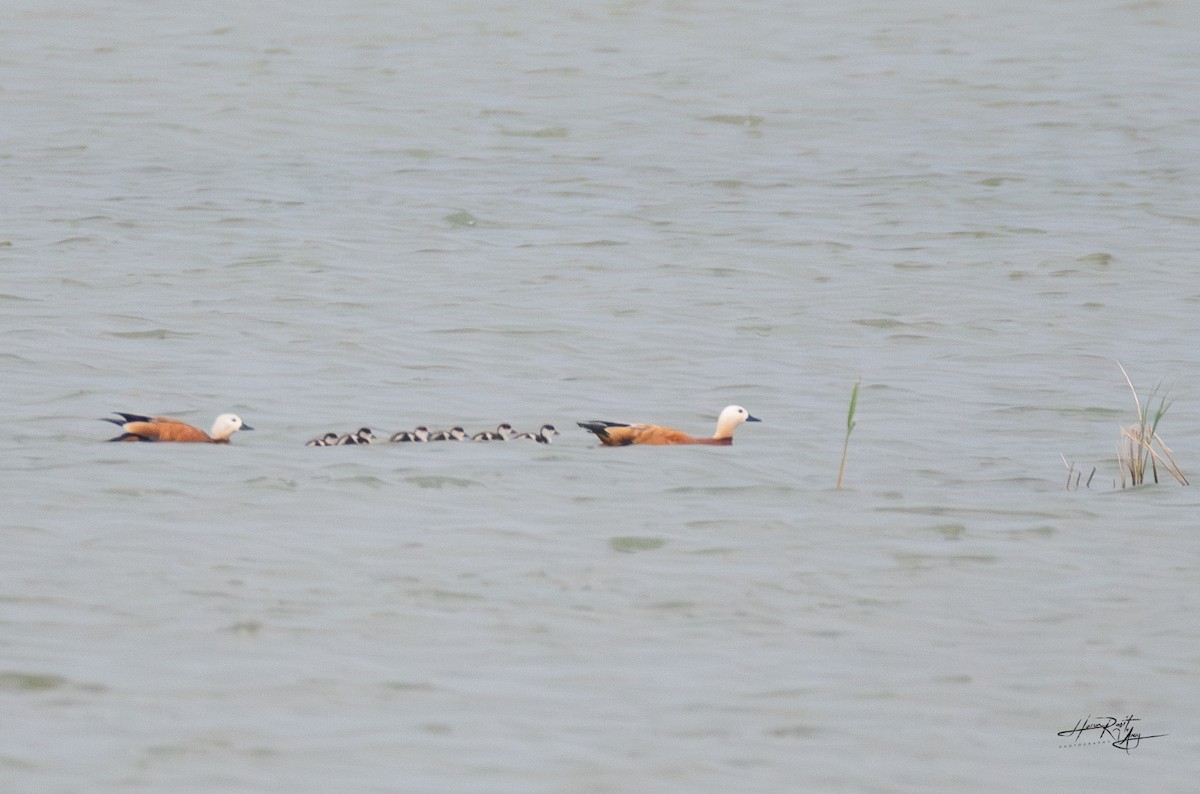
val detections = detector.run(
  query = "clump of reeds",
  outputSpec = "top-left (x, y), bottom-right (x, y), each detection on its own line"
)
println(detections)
top-left (1115, 362), bottom-right (1187, 488)
top-left (836, 380), bottom-right (859, 489)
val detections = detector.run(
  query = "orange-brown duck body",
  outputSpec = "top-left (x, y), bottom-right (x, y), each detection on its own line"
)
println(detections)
top-left (104, 412), bottom-right (253, 443)
top-left (578, 405), bottom-right (760, 446)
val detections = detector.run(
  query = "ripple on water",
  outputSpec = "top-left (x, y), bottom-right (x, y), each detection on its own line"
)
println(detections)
top-left (106, 329), bottom-right (194, 340)
top-left (0, 671), bottom-right (104, 693)
top-left (404, 475), bottom-right (481, 489)
top-left (320, 474), bottom-right (391, 488)
top-left (609, 536), bottom-right (666, 553)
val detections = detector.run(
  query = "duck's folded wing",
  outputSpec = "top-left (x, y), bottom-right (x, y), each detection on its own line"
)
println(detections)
top-left (578, 420), bottom-right (689, 446)
top-left (622, 424), bottom-right (696, 445)
top-left (125, 419), bottom-right (211, 442)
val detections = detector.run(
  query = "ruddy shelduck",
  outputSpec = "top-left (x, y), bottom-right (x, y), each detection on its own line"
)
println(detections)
top-left (104, 412), bottom-right (253, 443)
top-left (577, 405), bottom-right (761, 446)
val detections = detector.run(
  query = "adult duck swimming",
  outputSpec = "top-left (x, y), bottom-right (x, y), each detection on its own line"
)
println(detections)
top-left (103, 412), bottom-right (253, 443)
top-left (577, 405), bottom-right (760, 446)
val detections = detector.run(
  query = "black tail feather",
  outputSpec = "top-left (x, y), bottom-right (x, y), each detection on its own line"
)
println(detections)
top-left (103, 412), bottom-right (153, 426)
top-left (577, 420), bottom-right (629, 439)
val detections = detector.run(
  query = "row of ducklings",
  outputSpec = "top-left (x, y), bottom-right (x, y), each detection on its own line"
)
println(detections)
top-left (306, 423), bottom-right (558, 446)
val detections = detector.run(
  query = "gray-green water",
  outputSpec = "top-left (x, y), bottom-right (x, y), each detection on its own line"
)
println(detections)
top-left (3, 1), bottom-right (1198, 790)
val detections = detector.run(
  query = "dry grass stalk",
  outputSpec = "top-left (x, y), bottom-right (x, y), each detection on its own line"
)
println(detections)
top-left (1115, 362), bottom-right (1188, 487)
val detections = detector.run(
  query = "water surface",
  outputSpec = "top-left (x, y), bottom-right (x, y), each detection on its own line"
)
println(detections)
top-left (3, 1), bottom-right (1199, 791)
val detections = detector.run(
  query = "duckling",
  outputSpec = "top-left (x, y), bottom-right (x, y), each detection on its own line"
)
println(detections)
top-left (389, 426), bottom-right (430, 443)
top-left (429, 426), bottom-right (467, 441)
top-left (516, 424), bottom-right (558, 444)
top-left (334, 427), bottom-right (375, 446)
top-left (306, 432), bottom-right (339, 447)
top-left (472, 423), bottom-right (515, 441)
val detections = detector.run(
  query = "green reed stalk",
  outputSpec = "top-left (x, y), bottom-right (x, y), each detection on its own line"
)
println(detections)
top-left (836, 380), bottom-right (859, 489)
